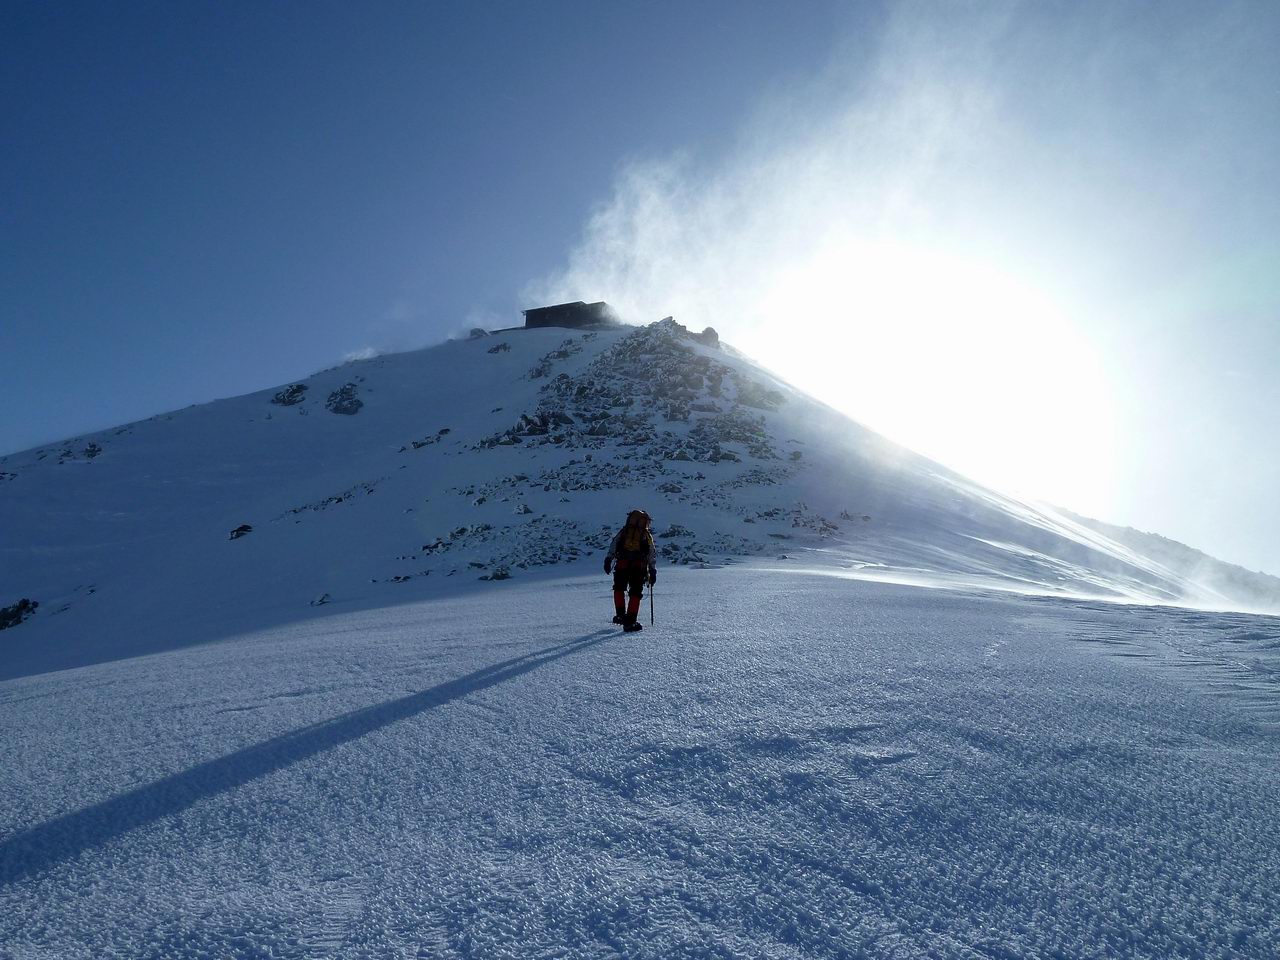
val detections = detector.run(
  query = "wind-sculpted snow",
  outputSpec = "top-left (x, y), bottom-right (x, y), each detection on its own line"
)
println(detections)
top-left (1, 569), bottom-right (1277, 957)
top-left (1067, 514), bottom-right (1280, 614)
top-left (1047, 598), bottom-right (1280, 728)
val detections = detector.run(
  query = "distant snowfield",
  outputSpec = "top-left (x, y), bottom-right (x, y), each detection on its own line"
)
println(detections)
top-left (3, 566), bottom-right (1278, 958)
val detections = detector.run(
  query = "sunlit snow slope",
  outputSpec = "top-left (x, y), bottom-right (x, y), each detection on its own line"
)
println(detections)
top-left (2, 319), bottom-right (1276, 679)
top-left (2, 569), bottom-right (1279, 957)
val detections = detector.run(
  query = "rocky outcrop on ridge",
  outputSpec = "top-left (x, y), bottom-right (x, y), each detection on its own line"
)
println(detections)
top-left (271, 384), bottom-right (308, 406)
top-left (325, 383), bottom-right (363, 415)
top-left (482, 320), bottom-right (785, 466)
top-left (0, 598), bottom-right (39, 630)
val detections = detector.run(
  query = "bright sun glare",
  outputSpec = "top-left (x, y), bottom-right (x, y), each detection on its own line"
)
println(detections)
top-left (742, 238), bottom-right (1118, 514)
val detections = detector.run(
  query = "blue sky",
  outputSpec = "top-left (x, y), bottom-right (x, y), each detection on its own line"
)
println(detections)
top-left (4, 1), bottom-right (1279, 575)
top-left (4, 0), bottom-right (861, 441)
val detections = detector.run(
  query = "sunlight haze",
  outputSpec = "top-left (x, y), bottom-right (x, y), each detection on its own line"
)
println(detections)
top-left (744, 240), bottom-right (1117, 514)
top-left (534, 1), bottom-right (1280, 573)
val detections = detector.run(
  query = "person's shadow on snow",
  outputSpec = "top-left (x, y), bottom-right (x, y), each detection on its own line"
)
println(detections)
top-left (0, 629), bottom-right (615, 887)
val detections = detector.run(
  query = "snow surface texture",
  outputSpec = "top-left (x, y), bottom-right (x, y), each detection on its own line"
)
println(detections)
top-left (2, 319), bottom-right (1277, 680)
top-left (3, 320), bottom-right (1280, 956)
top-left (2, 569), bottom-right (1279, 958)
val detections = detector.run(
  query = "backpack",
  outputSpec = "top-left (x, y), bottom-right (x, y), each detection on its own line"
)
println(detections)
top-left (617, 512), bottom-right (653, 560)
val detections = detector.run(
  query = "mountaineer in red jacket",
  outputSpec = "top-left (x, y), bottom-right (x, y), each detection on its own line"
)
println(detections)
top-left (604, 509), bottom-right (658, 632)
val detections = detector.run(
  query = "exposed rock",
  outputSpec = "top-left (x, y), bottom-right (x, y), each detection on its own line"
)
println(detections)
top-left (734, 376), bottom-right (784, 410)
top-left (696, 326), bottom-right (720, 348)
top-left (487, 342), bottom-right (511, 353)
top-left (0, 598), bottom-right (38, 630)
top-left (406, 428), bottom-right (449, 451)
top-left (310, 593), bottom-right (330, 607)
top-left (55, 441), bottom-right (107, 464)
top-left (278, 479), bottom-right (381, 518)
top-left (484, 320), bottom-right (783, 467)
top-left (686, 409), bottom-right (775, 459)
top-left (790, 507), bottom-right (840, 536)
top-left (325, 383), bottom-right (363, 415)
top-left (468, 327), bottom-right (489, 339)
top-left (424, 517), bottom-right (608, 572)
top-left (482, 410), bottom-right (575, 447)
top-left (527, 338), bottom-right (583, 379)
top-left (228, 524), bottom-right (253, 540)
top-left (271, 383), bottom-right (308, 406)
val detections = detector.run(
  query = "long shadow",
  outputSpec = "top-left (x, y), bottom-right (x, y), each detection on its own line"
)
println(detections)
top-left (0, 629), bottom-right (615, 887)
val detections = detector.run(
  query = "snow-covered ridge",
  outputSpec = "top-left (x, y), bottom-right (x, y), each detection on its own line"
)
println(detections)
top-left (1065, 510), bottom-right (1280, 611)
top-left (2, 319), bottom-right (1276, 677)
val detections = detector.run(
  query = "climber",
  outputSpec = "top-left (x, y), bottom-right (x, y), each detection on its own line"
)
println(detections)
top-left (603, 509), bottom-right (657, 632)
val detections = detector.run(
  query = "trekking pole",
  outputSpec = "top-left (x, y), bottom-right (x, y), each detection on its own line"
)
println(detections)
top-left (650, 579), bottom-right (655, 625)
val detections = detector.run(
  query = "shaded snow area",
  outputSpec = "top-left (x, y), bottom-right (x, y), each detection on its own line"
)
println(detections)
top-left (3, 568), bottom-right (1279, 959)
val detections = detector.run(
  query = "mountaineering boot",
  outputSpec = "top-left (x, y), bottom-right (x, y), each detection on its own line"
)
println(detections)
top-left (612, 614), bottom-right (625, 624)
top-left (624, 621), bottom-right (643, 632)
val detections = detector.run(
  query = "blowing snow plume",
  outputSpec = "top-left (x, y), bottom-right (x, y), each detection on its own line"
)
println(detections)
top-left (530, 1), bottom-right (1275, 522)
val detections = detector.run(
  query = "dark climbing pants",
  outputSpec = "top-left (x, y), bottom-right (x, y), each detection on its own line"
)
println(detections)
top-left (613, 565), bottom-right (646, 622)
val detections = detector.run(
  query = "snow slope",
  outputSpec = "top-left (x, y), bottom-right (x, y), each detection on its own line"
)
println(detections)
top-left (2, 568), bottom-right (1278, 958)
top-left (3, 321), bottom-right (1280, 957)
top-left (1066, 511), bottom-right (1280, 612)
top-left (2, 319), bottom-right (1276, 680)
